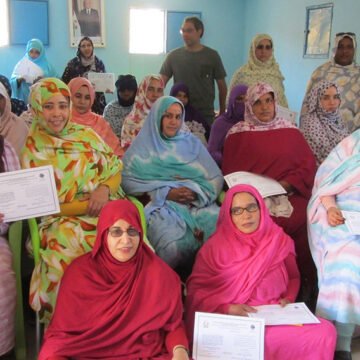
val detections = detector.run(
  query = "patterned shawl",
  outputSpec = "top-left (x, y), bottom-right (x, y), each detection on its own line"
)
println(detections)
top-left (0, 82), bottom-right (28, 156)
top-left (122, 96), bottom-right (223, 206)
top-left (300, 80), bottom-right (349, 165)
top-left (68, 77), bottom-right (123, 157)
top-left (21, 78), bottom-right (122, 203)
top-left (120, 74), bottom-right (164, 149)
top-left (228, 82), bottom-right (296, 135)
top-left (229, 34), bottom-right (288, 107)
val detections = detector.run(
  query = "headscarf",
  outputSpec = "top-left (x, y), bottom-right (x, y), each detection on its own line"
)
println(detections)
top-left (332, 33), bottom-right (357, 64)
top-left (229, 34), bottom-right (288, 107)
top-left (228, 82), bottom-right (296, 135)
top-left (77, 36), bottom-right (96, 70)
top-left (21, 78), bottom-right (122, 197)
top-left (122, 96), bottom-right (223, 207)
top-left (120, 74), bottom-right (164, 148)
top-left (300, 80), bottom-right (349, 165)
top-left (68, 77), bottom-right (123, 157)
top-left (185, 184), bottom-right (295, 337)
top-left (0, 83), bottom-right (28, 156)
top-left (207, 84), bottom-right (248, 166)
top-left (115, 74), bottom-right (137, 106)
top-left (39, 199), bottom-right (184, 360)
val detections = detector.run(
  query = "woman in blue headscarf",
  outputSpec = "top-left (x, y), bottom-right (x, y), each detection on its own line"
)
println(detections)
top-left (122, 96), bottom-right (223, 275)
top-left (10, 38), bottom-right (57, 103)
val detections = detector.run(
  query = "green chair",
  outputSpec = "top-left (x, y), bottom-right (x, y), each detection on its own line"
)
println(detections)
top-left (8, 220), bottom-right (26, 360)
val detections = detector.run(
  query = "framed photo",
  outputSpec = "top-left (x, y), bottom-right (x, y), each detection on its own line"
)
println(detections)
top-left (303, 3), bottom-right (333, 58)
top-left (68, 0), bottom-right (106, 47)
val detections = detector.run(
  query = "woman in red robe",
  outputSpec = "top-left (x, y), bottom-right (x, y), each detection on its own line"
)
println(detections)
top-left (222, 82), bottom-right (317, 306)
top-left (39, 199), bottom-right (189, 360)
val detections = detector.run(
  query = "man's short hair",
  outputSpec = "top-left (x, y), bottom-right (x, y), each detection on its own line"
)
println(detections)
top-left (183, 16), bottom-right (204, 38)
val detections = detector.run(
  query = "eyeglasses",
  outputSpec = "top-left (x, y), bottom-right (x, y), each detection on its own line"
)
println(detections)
top-left (108, 227), bottom-right (140, 238)
top-left (230, 203), bottom-right (259, 215)
top-left (180, 28), bottom-right (195, 34)
top-left (256, 44), bottom-right (272, 50)
top-left (336, 32), bottom-right (355, 37)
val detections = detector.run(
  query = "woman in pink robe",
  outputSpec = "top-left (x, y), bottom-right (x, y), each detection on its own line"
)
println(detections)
top-left (185, 184), bottom-right (336, 360)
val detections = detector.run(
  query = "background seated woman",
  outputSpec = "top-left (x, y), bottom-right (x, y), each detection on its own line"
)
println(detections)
top-left (39, 199), bottom-right (189, 360)
top-left (308, 130), bottom-right (360, 360)
top-left (68, 77), bottom-right (123, 157)
top-left (122, 96), bottom-right (223, 278)
top-left (222, 82), bottom-right (317, 308)
top-left (186, 184), bottom-right (336, 360)
top-left (21, 78), bottom-right (123, 323)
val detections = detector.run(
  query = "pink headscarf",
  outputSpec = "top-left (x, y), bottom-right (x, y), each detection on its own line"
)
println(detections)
top-left (185, 184), bottom-right (295, 338)
top-left (227, 82), bottom-right (296, 135)
top-left (68, 77), bottom-right (123, 157)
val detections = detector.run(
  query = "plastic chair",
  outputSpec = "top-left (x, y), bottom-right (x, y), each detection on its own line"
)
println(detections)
top-left (8, 220), bottom-right (26, 360)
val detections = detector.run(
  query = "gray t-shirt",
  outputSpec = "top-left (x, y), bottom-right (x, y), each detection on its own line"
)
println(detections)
top-left (160, 46), bottom-right (226, 123)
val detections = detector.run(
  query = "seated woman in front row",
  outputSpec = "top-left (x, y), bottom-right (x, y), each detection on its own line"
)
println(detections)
top-left (185, 184), bottom-right (336, 360)
top-left (21, 78), bottom-right (124, 323)
top-left (39, 199), bottom-right (189, 360)
top-left (122, 96), bottom-right (223, 273)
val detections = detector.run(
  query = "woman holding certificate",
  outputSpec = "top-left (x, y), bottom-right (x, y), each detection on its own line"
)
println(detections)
top-left (21, 78), bottom-right (123, 323)
top-left (222, 82), bottom-right (317, 307)
top-left (10, 38), bottom-right (57, 104)
top-left (186, 184), bottom-right (336, 360)
top-left (308, 130), bottom-right (360, 360)
top-left (39, 199), bottom-right (189, 360)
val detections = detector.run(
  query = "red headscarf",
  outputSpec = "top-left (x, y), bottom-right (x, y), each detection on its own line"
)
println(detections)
top-left (68, 77), bottom-right (124, 157)
top-left (40, 199), bottom-right (184, 360)
top-left (185, 185), bottom-right (295, 340)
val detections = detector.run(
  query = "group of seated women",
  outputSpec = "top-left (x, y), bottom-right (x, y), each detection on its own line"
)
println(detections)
top-left (1, 31), bottom-right (359, 360)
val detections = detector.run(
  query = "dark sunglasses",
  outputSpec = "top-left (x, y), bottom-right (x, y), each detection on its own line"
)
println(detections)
top-left (256, 44), bottom-right (272, 50)
top-left (336, 32), bottom-right (355, 37)
top-left (109, 227), bottom-right (140, 238)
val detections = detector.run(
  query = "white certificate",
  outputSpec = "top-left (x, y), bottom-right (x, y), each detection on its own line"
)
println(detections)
top-left (87, 72), bottom-right (115, 92)
top-left (248, 302), bottom-right (320, 326)
top-left (224, 171), bottom-right (286, 198)
top-left (15, 57), bottom-right (44, 84)
top-left (193, 312), bottom-right (265, 360)
top-left (0, 165), bottom-right (60, 222)
top-left (342, 211), bottom-right (360, 234)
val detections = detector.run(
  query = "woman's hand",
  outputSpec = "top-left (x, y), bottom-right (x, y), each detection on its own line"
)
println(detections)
top-left (0, 213), bottom-right (4, 224)
top-left (327, 206), bottom-right (345, 227)
top-left (279, 298), bottom-right (291, 307)
top-left (172, 347), bottom-right (189, 360)
top-left (87, 185), bottom-right (110, 217)
top-left (279, 180), bottom-right (294, 195)
top-left (167, 187), bottom-right (197, 204)
top-left (228, 304), bottom-right (257, 317)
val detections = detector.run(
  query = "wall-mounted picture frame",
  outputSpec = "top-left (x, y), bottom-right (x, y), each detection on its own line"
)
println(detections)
top-left (68, 0), bottom-right (105, 47)
top-left (303, 3), bottom-right (333, 58)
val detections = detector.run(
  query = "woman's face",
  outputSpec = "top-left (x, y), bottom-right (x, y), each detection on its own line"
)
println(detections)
top-left (320, 86), bottom-right (340, 112)
top-left (175, 90), bottom-right (189, 107)
top-left (79, 40), bottom-right (93, 58)
top-left (72, 85), bottom-right (92, 114)
top-left (119, 89), bottom-right (136, 102)
top-left (255, 39), bottom-right (273, 63)
top-left (231, 192), bottom-right (260, 234)
top-left (107, 219), bottom-right (141, 262)
top-left (146, 79), bottom-right (164, 103)
top-left (334, 37), bottom-right (355, 66)
top-left (42, 93), bottom-right (70, 134)
top-left (161, 103), bottom-right (182, 138)
top-left (252, 92), bottom-right (275, 123)
top-left (235, 94), bottom-right (246, 104)
top-left (29, 48), bottom-right (40, 59)
top-left (0, 95), bottom-right (6, 115)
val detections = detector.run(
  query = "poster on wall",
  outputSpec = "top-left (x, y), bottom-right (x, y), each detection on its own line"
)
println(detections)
top-left (68, 0), bottom-right (106, 47)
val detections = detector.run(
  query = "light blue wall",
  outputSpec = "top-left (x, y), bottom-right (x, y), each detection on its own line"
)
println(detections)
top-left (242, 0), bottom-right (360, 114)
top-left (0, 0), bottom-right (245, 103)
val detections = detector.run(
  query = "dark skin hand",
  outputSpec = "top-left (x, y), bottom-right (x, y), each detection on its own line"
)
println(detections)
top-left (166, 187), bottom-right (197, 204)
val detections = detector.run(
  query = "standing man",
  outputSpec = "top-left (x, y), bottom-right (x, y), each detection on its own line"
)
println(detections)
top-left (301, 32), bottom-right (360, 132)
top-left (78, 0), bottom-right (101, 37)
top-left (160, 17), bottom-right (227, 125)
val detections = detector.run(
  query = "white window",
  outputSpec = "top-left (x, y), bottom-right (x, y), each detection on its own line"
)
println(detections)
top-left (129, 8), bottom-right (165, 54)
top-left (0, 0), bottom-right (9, 46)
